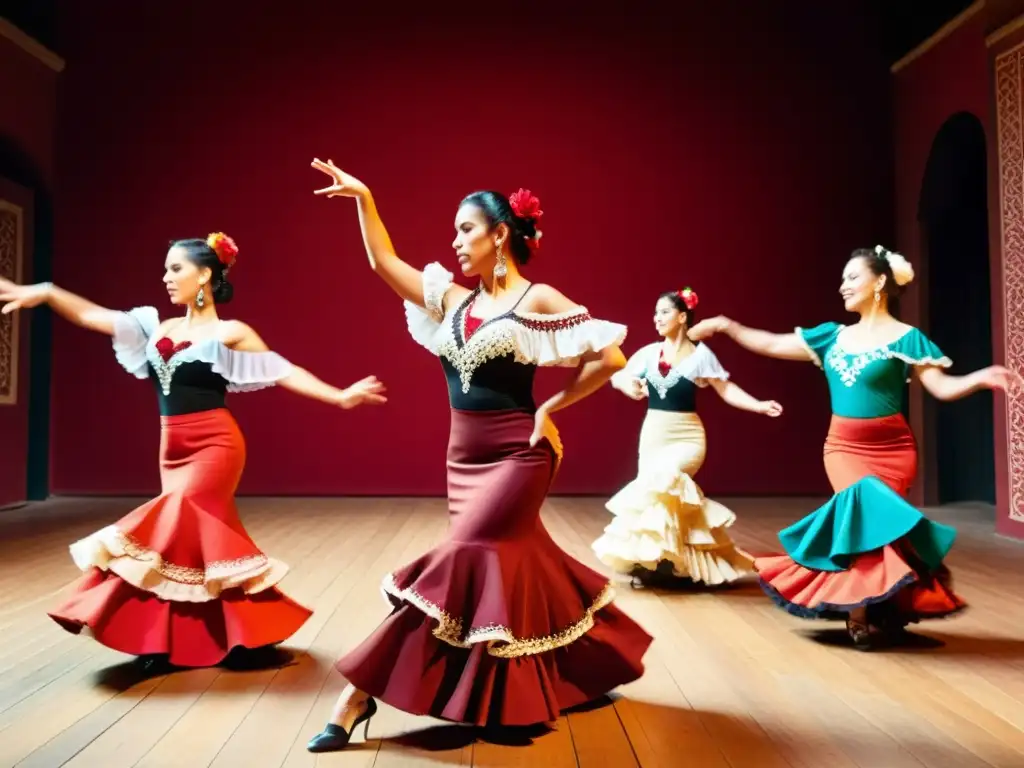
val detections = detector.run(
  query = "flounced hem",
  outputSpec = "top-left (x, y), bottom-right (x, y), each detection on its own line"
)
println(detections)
top-left (380, 572), bottom-right (615, 658)
top-left (49, 568), bottom-right (312, 667)
top-left (593, 536), bottom-right (755, 584)
top-left (70, 525), bottom-right (288, 603)
top-left (759, 574), bottom-right (968, 622)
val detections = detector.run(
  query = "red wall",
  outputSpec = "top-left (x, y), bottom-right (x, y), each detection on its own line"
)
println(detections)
top-left (51, 2), bottom-right (893, 497)
top-left (0, 32), bottom-right (57, 507)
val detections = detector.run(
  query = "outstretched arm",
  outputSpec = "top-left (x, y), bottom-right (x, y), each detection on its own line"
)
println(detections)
top-left (917, 364), bottom-right (1021, 402)
top-left (689, 316), bottom-right (811, 362)
top-left (223, 321), bottom-right (387, 409)
top-left (707, 379), bottom-right (782, 416)
top-left (311, 158), bottom-right (466, 314)
top-left (0, 279), bottom-right (119, 335)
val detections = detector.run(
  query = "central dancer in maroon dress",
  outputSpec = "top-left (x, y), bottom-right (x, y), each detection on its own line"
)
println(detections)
top-left (305, 159), bottom-right (653, 751)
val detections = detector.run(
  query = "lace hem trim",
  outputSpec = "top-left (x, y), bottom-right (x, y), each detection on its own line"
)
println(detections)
top-left (380, 572), bottom-right (615, 658)
top-left (69, 525), bottom-right (287, 603)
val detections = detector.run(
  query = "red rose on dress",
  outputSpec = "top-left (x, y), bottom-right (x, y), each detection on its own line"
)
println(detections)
top-left (509, 189), bottom-right (543, 224)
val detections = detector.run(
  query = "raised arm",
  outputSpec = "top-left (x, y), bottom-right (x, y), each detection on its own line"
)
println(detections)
top-left (222, 320), bottom-right (387, 409)
top-left (0, 278), bottom-right (119, 335)
top-left (916, 364), bottom-right (1021, 402)
top-left (311, 158), bottom-right (464, 315)
top-left (688, 315), bottom-right (811, 362)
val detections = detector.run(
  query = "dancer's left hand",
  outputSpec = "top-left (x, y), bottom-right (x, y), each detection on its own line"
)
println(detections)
top-left (758, 400), bottom-right (783, 417)
top-left (337, 375), bottom-right (388, 409)
top-left (529, 406), bottom-right (561, 454)
top-left (979, 365), bottom-right (1023, 392)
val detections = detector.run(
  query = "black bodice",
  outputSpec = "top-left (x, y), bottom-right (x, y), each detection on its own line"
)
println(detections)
top-left (441, 354), bottom-right (537, 412)
top-left (149, 360), bottom-right (228, 416)
top-left (644, 371), bottom-right (698, 413)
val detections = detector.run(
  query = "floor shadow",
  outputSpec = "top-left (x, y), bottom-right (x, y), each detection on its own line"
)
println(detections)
top-left (802, 628), bottom-right (1024, 658)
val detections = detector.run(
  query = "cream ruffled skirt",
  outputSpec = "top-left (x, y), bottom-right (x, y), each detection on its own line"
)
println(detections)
top-left (592, 410), bottom-right (753, 584)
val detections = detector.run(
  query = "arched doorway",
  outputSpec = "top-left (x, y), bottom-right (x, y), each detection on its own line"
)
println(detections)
top-left (0, 137), bottom-right (52, 502)
top-left (918, 112), bottom-right (993, 505)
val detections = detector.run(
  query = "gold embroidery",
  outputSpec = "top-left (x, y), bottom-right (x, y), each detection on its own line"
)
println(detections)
top-left (382, 573), bottom-right (616, 658)
top-left (113, 528), bottom-right (269, 585)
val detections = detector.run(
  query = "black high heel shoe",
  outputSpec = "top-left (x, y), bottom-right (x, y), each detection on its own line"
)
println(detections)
top-left (306, 697), bottom-right (378, 753)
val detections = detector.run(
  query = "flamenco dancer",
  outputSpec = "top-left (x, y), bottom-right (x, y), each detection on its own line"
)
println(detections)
top-left (0, 233), bottom-right (387, 668)
top-left (305, 158), bottom-right (653, 752)
top-left (689, 245), bottom-right (1020, 648)
top-left (592, 287), bottom-right (782, 587)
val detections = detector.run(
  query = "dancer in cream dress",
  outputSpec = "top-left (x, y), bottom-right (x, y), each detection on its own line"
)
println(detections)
top-left (593, 288), bottom-right (782, 586)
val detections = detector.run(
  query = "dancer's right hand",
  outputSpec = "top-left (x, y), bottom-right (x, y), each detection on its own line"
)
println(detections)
top-left (622, 377), bottom-right (648, 400)
top-left (337, 375), bottom-right (388, 409)
top-left (977, 365), bottom-right (1023, 392)
top-left (311, 158), bottom-right (369, 200)
top-left (0, 278), bottom-right (50, 314)
top-left (688, 315), bottom-right (730, 341)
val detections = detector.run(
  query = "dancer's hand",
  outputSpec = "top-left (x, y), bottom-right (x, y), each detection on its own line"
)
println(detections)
top-left (311, 158), bottom-right (369, 200)
top-left (688, 315), bottom-right (731, 341)
top-left (978, 365), bottom-right (1023, 392)
top-left (621, 377), bottom-right (648, 400)
top-left (337, 375), bottom-right (388, 409)
top-left (758, 400), bottom-right (783, 417)
top-left (0, 278), bottom-right (50, 314)
top-left (529, 405), bottom-right (561, 454)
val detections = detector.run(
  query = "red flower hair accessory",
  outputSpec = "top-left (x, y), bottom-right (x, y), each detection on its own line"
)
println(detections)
top-left (207, 232), bottom-right (238, 269)
top-left (678, 287), bottom-right (698, 310)
top-left (509, 189), bottom-right (543, 252)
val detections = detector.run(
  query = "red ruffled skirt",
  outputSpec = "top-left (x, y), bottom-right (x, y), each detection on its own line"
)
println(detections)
top-left (755, 414), bottom-right (965, 622)
top-left (48, 408), bottom-right (312, 667)
top-left (336, 408), bottom-right (653, 726)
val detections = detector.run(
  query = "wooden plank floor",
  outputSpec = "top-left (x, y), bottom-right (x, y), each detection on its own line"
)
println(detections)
top-left (1, 495), bottom-right (1023, 767)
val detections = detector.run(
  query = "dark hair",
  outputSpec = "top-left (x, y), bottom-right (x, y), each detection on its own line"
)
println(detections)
top-left (850, 247), bottom-right (901, 299)
top-left (459, 190), bottom-right (540, 265)
top-left (170, 238), bottom-right (234, 304)
top-left (658, 291), bottom-right (695, 328)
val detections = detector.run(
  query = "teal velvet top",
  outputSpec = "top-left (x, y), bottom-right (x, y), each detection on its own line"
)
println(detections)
top-left (797, 322), bottom-right (951, 419)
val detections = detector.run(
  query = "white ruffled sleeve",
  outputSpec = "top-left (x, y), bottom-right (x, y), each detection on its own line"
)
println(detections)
top-left (212, 346), bottom-right (294, 393)
top-left (403, 262), bottom-right (455, 354)
top-left (513, 307), bottom-right (628, 367)
top-left (111, 306), bottom-right (160, 379)
top-left (610, 343), bottom-right (652, 388)
top-left (690, 343), bottom-right (731, 387)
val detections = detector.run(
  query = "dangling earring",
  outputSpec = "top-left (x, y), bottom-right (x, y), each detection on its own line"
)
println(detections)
top-left (494, 243), bottom-right (507, 279)
top-left (873, 289), bottom-right (881, 304)
top-left (196, 284), bottom-right (206, 308)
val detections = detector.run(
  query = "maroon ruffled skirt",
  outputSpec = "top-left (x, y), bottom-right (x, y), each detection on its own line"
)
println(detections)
top-left (336, 408), bottom-right (652, 726)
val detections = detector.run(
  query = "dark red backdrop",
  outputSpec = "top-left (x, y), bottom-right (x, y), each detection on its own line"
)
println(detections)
top-left (49, 2), bottom-right (893, 497)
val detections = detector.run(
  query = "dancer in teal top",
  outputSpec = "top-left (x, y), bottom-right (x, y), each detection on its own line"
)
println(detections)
top-left (690, 245), bottom-right (1020, 648)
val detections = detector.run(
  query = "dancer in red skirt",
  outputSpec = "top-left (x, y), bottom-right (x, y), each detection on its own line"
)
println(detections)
top-left (0, 233), bottom-right (387, 668)
top-left (689, 245), bottom-right (1020, 649)
top-left (305, 159), bottom-right (653, 751)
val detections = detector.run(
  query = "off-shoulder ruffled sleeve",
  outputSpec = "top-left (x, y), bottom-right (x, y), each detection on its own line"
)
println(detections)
top-left (610, 343), bottom-right (653, 388)
top-left (796, 321), bottom-right (843, 369)
top-left (513, 307), bottom-right (628, 367)
top-left (404, 262), bottom-right (455, 354)
top-left (111, 306), bottom-right (160, 378)
top-left (690, 343), bottom-right (731, 387)
top-left (893, 329), bottom-right (952, 370)
top-left (211, 346), bottom-right (294, 393)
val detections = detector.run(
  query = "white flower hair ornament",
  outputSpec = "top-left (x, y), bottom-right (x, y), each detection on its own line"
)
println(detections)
top-left (874, 244), bottom-right (915, 287)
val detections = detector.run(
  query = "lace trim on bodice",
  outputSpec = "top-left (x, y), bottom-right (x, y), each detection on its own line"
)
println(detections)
top-left (613, 342), bottom-right (729, 398)
top-left (111, 307), bottom-right (294, 395)
top-left (404, 264), bottom-right (628, 393)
